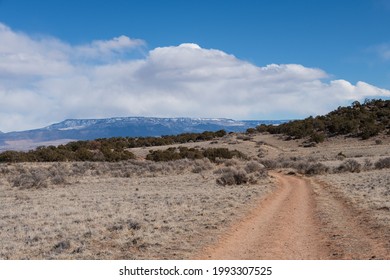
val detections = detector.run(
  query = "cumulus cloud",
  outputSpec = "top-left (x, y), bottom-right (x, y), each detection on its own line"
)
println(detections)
top-left (76, 35), bottom-right (145, 59)
top-left (0, 23), bottom-right (72, 78)
top-left (0, 23), bottom-right (389, 132)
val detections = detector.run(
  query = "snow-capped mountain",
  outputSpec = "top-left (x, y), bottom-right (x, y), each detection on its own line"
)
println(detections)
top-left (44, 117), bottom-right (263, 131)
top-left (0, 117), bottom-right (287, 151)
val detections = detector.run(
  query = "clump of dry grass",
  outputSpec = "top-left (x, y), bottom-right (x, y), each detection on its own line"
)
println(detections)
top-left (97, 160), bottom-right (182, 177)
top-left (71, 162), bottom-right (90, 175)
top-left (48, 163), bottom-right (69, 185)
top-left (5, 163), bottom-right (69, 189)
top-left (107, 219), bottom-right (141, 232)
top-left (10, 169), bottom-right (49, 189)
top-left (191, 158), bottom-right (213, 173)
top-left (1, 159), bottom-right (219, 191)
top-left (257, 147), bottom-right (268, 158)
top-left (52, 240), bottom-right (71, 254)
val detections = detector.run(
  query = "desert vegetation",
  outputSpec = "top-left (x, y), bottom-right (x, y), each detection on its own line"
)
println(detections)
top-left (0, 99), bottom-right (389, 260)
top-left (146, 147), bottom-right (245, 162)
top-left (255, 99), bottom-right (390, 141)
top-left (0, 157), bottom-right (273, 259)
top-left (0, 130), bottom-right (226, 163)
top-left (317, 169), bottom-right (390, 228)
top-left (259, 155), bottom-right (390, 176)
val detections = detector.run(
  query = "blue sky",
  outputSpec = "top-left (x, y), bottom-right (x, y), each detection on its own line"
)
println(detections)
top-left (0, 0), bottom-right (390, 131)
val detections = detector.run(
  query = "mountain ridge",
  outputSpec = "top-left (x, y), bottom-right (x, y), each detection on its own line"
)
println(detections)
top-left (0, 116), bottom-right (287, 151)
top-left (44, 117), bottom-right (253, 131)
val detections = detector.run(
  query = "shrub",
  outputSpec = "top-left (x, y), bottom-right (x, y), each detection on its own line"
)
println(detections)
top-left (257, 148), bottom-right (267, 158)
top-left (255, 99), bottom-right (390, 140)
top-left (304, 163), bottom-right (329, 175)
top-left (336, 159), bottom-right (362, 173)
top-left (51, 174), bottom-right (68, 185)
top-left (259, 159), bottom-right (280, 169)
top-left (246, 128), bottom-right (256, 134)
top-left (309, 132), bottom-right (325, 143)
top-left (363, 159), bottom-right (373, 170)
top-left (146, 147), bottom-right (245, 162)
top-left (11, 169), bottom-right (49, 189)
top-left (215, 167), bottom-right (248, 186)
top-left (279, 158), bottom-right (295, 168)
top-left (191, 158), bottom-right (213, 173)
top-left (336, 152), bottom-right (346, 160)
top-left (203, 148), bottom-right (245, 162)
top-left (302, 142), bottom-right (317, 148)
top-left (146, 148), bottom-right (183, 162)
top-left (244, 160), bottom-right (264, 173)
top-left (359, 121), bottom-right (382, 139)
top-left (375, 139), bottom-right (383, 145)
top-left (0, 151), bottom-right (26, 162)
top-left (223, 158), bottom-right (240, 167)
top-left (375, 157), bottom-right (390, 169)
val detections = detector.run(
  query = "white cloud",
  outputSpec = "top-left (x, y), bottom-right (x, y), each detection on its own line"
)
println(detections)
top-left (76, 35), bottom-right (145, 59)
top-left (0, 23), bottom-right (389, 132)
top-left (370, 43), bottom-right (390, 60)
top-left (0, 23), bottom-right (73, 78)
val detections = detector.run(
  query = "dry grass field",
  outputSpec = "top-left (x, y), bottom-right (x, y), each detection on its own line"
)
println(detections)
top-left (317, 170), bottom-right (390, 227)
top-left (1, 132), bottom-right (389, 259)
top-left (0, 158), bottom-right (273, 259)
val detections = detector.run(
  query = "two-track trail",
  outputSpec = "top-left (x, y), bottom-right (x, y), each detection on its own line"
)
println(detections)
top-left (197, 172), bottom-right (390, 260)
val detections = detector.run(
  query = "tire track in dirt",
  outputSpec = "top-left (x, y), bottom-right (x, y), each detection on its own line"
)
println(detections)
top-left (197, 172), bottom-right (390, 260)
top-left (198, 172), bottom-right (330, 259)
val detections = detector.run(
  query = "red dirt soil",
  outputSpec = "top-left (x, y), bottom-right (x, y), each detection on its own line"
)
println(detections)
top-left (197, 172), bottom-right (390, 260)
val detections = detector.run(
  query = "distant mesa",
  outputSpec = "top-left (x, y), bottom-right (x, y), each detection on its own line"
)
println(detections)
top-left (0, 117), bottom-right (287, 151)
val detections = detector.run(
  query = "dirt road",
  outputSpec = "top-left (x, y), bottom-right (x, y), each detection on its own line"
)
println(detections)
top-left (198, 172), bottom-right (390, 260)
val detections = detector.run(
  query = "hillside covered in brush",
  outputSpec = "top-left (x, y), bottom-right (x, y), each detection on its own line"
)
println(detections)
top-left (254, 99), bottom-right (390, 142)
top-left (0, 130), bottom-right (228, 162)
